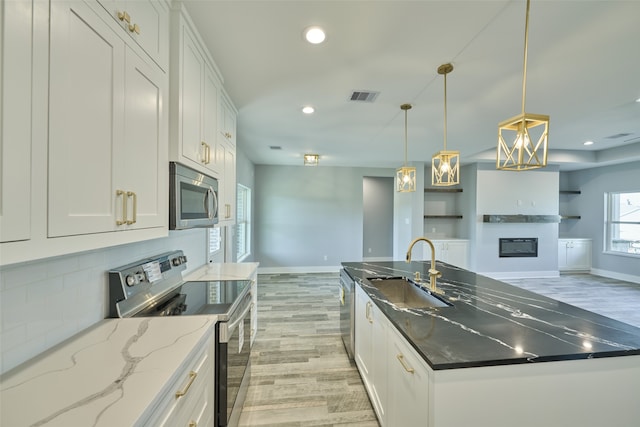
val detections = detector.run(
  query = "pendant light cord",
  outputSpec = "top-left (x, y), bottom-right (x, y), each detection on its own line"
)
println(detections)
top-left (404, 106), bottom-right (409, 166)
top-left (521, 0), bottom-right (530, 115)
top-left (443, 72), bottom-right (448, 151)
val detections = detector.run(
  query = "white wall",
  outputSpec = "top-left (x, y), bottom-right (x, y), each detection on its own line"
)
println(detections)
top-left (0, 229), bottom-right (208, 374)
top-left (473, 164), bottom-right (560, 278)
top-left (363, 177), bottom-right (394, 260)
top-left (253, 165), bottom-right (393, 271)
top-left (561, 161), bottom-right (640, 281)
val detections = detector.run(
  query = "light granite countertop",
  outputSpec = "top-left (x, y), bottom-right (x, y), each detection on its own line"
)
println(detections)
top-left (1, 316), bottom-right (216, 427)
top-left (184, 262), bottom-right (259, 282)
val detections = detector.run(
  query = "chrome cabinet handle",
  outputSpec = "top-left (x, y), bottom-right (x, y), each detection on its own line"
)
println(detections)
top-left (396, 354), bottom-right (415, 374)
top-left (365, 301), bottom-right (373, 324)
top-left (116, 190), bottom-right (127, 225)
top-left (175, 371), bottom-right (197, 398)
top-left (126, 191), bottom-right (137, 224)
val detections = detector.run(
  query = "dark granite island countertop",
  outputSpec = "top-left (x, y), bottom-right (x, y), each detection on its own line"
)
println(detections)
top-left (342, 261), bottom-right (640, 370)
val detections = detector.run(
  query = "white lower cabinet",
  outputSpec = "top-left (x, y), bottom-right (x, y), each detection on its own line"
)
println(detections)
top-left (558, 238), bottom-right (592, 271)
top-left (148, 333), bottom-right (215, 427)
top-left (355, 284), bottom-right (429, 427)
top-left (355, 285), bottom-right (387, 424)
top-left (387, 325), bottom-right (430, 426)
top-left (424, 239), bottom-right (469, 269)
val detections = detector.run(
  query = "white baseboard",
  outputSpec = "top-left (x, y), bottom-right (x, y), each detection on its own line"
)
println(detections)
top-left (362, 256), bottom-right (394, 262)
top-left (257, 265), bottom-right (341, 274)
top-left (480, 270), bottom-right (560, 280)
top-left (590, 268), bottom-right (640, 285)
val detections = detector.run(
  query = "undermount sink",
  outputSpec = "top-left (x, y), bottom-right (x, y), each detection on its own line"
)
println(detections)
top-left (367, 277), bottom-right (452, 309)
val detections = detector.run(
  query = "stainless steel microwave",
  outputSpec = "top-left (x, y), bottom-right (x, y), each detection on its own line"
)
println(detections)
top-left (170, 162), bottom-right (218, 230)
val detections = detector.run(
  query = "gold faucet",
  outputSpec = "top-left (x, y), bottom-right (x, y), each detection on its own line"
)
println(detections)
top-left (406, 237), bottom-right (443, 294)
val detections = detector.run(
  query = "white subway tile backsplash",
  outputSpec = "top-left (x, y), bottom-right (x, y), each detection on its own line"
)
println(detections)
top-left (0, 229), bottom-right (209, 374)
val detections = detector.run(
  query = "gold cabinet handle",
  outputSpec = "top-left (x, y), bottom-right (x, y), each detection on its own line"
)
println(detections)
top-left (396, 354), bottom-right (415, 374)
top-left (175, 371), bottom-right (197, 398)
top-left (225, 204), bottom-right (231, 219)
top-left (128, 23), bottom-right (140, 35)
top-left (365, 301), bottom-right (373, 324)
top-left (126, 191), bottom-right (137, 224)
top-left (201, 141), bottom-right (211, 164)
top-left (189, 422), bottom-right (197, 427)
top-left (117, 10), bottom-right (130, 23)
top-left (116, 190), bottom-right (127, 225)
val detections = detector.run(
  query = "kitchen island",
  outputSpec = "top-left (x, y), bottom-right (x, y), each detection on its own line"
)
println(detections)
top-left (343, 261), bottom-right (640, 427)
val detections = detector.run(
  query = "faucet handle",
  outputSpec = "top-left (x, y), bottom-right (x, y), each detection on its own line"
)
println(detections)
top-left (414, 271), bottom-right (421, 281)
top-left (428, 268), bottom-right (442, 278)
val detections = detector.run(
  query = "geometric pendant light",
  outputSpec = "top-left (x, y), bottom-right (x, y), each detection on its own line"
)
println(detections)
top-left (497, 0), bottom-right (549, 171)
top-left (396, 103), bottom-right (416, 192)
top-left (432, 63), bottom-right (460, 186)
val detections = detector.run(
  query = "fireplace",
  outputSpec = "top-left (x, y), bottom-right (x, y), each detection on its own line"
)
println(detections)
top-left (499, 238), bottom-right (538, 258)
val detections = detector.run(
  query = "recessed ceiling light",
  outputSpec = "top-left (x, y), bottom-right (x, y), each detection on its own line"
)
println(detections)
top-left (302, 106), bottom-right (315, 114)
top-left (636, 97), bottom-right (640, 103)
top-left (583, 141), bottom-right (594, 146)
top-left (304, 26), bottom-right (325, 44)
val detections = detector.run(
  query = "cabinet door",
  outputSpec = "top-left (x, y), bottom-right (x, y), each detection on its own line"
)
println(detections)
top-left (203, 64), bottom-right (219, 174)
top-left (117, 49), bottom-right (166, 229)
top-left (0, 0), bottom-right (32, 242)
top-left (387, 326), bottom-right (430, 426)
top-left (97, 0), bottom-right (168, 70)
top-left (567, 240), bottom-right (591, 270)
top-left (48, 0), bottom-right (125, 237)
top-left (445, 241), bottom-right (468, 269)
top-left (218, 140), bottom-right (236, 224)
top-left (179, 25), bottom-right (206, 167)
top-left (219, 92), bottom-right (236, 146)
top-left (354, 285), bottom-right (386, 424)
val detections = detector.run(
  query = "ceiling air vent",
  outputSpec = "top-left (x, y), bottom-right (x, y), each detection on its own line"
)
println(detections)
top-left (269, 146), bottom-right (282, 150)
top-left (349, 90), bottom-right (380, 103)
top-left (605, 132), bottom-right (632, 140)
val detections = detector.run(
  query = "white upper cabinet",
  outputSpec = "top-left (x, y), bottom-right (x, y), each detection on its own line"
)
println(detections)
top-left (218, 91), bottom-right (237, 146)
top-left (0, 0), bottom-right (32, 243)
top-left (48, 0), bottom-right (167, 237)
top-left (96, 0), bottom-right (169, 70)
top-left (170, 16), bottom-right (220, 176)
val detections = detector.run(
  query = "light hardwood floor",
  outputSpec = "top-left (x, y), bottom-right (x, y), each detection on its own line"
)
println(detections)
top-left (239, 272), bottom-right (640, 426)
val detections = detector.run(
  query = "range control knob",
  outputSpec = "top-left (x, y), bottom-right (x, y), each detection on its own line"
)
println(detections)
top-left (172, 257), bottom-right (180, 266)
top-left (125, 275), bottom-right (136, 287)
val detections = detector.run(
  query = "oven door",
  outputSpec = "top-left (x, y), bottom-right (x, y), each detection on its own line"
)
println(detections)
top-left (170, 162), bottom-right (219, 230)
top-left (216, 292), bottom-right (252, 427)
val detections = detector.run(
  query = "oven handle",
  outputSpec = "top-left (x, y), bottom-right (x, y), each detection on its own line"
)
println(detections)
top-left (220, 297), bottom-right (252, 343)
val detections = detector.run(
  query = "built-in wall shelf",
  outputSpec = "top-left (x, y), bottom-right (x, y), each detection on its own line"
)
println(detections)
top-left (561, 215), bottom-right (581, 220)
top-left (425, 188), bottom-right (463, 193)
top-left (424, 215), bottom-right (463, 219)
top-left (559, 190), bottom-right (581, 195)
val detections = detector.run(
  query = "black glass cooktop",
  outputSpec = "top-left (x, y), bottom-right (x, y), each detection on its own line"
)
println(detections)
top-left (181, 280), bottom-right (251, 318)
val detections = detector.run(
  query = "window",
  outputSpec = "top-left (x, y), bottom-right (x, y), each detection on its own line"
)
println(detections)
top-left (236, 184), bottom-right (252, 261)
top-left (605, 191), bottom-right (640, 256)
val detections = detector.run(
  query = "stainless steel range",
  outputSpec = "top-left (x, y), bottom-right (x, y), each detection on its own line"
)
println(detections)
top-left (108, 251), bottom-right (252, 427)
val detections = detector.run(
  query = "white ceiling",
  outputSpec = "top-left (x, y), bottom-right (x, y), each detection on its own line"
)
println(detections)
top-left (183, 0), bottom-right (640, 171)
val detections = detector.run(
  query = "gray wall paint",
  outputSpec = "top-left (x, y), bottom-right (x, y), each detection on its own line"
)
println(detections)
top-left (254, 165), bottom-right (392, 270)
top-left (561, 161), bottom-right (640, 278)
top-left (473, 164), bottom-right (559, 276)
top-left (363, 177), bottom-right (394, 259)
